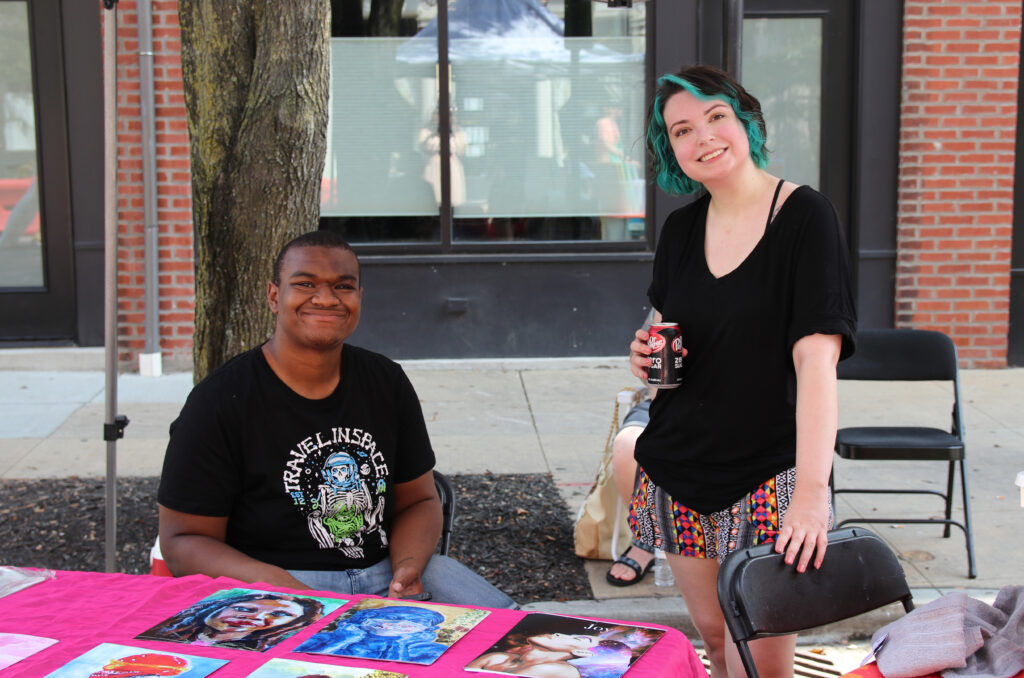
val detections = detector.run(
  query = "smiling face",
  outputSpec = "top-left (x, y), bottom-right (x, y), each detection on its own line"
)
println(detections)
top-left (268, 245), bottom-right (362, 352)
top-left (204, 598), bottom-right (305, 634)
top-left (662, 90), bottom-right (752, 188)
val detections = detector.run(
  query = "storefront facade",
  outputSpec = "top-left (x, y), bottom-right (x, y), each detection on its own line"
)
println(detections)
top-left (1, 0), bottom-right (1020, 367)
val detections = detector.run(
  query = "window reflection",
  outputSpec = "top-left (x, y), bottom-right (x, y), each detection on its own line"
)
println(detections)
top-left (0, 1), bottom-right (44, 287)
top-left (742, 17), bottom-right (822, 190)
top-left (321, 0), bottom-right (646, 246)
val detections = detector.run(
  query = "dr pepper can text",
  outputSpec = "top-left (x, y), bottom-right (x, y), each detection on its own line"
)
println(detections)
top-left (646, 322), bottom-right (683, 389)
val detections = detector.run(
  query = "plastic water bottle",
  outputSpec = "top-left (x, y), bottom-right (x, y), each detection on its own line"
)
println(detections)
top-left (653, 549), bottom-right (675, 587)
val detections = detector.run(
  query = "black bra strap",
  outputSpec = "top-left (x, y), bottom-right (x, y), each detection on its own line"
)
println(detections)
top-left (766, 179), bottom-right (785, 229)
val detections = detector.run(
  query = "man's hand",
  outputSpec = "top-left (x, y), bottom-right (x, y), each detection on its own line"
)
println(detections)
top-left (386, 471), bottom-right (442, 598)
top-left (388, 557), bottom-right (426, 598)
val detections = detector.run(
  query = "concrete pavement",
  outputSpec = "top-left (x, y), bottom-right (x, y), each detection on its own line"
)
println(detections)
top-left (1, 346), bottom-right (1022, 661)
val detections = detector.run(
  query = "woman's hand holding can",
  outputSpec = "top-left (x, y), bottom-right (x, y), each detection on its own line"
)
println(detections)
top-left (629, 328), bottom-right (653, 381)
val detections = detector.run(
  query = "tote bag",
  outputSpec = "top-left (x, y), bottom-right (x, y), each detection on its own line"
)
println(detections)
top-left (573, 388), bottom-right (642, 560)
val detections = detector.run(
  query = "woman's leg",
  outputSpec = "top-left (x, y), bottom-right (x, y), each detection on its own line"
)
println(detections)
top-left (725, 629), bottom-right (797, 678)
top-left (608, 425), bottom-right (654, 582)
top-left (663, 553), bottom-right (729, 678)
top-left (664, 553), bottom-right (797, 678)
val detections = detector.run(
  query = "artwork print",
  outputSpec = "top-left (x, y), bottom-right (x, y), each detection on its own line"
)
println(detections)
top-left (295, 597), bottom-right (489, 665)
top-left (0, 632), bottom-right (57, 670)
top-left (246, 657), bottom-right (408, 677)
top-left (282, 427), bottom-right (391, 560)
top-left (136, 587), bottom-right (346, 652)
top-left (466, 612), bottom-right (666, 678)
top-left (43, 642), bottom-right (226, 677)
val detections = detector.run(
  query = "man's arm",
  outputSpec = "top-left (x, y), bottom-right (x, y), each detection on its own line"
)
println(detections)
top-left (158, 504), bottom-right (311, 590)
top-left (385, 470), bottom-right (443, 598)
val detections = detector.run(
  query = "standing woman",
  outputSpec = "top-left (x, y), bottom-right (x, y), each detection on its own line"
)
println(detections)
top-left (628, 65), bottom-right (856, 678)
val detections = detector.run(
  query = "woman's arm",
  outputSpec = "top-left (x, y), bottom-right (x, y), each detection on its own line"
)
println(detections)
top-left (774, 332), bottom-right (842, 572)
top-left (386, 470), bottom-right (443, 598)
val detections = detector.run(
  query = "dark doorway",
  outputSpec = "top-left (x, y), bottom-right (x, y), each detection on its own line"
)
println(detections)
top-left (0, 0), bottom-right (102, 344)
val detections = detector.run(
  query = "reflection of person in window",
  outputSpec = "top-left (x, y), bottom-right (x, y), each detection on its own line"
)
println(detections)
top-left (419, 112), bottom-right (467, 207)
top-left (592, 106), bottom-right (639, 218)
top-left (595, 106), bottom-right (626, 165)
top-left (0, 176), bottom-right (38, 250)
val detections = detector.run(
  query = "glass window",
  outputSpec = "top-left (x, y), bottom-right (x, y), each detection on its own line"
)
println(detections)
top-left (742, 16), bottom-right (822, 189)
top-left (0, 0), bottom-right (43, 288)
top-left (321, 0), bottom-right (647, 247)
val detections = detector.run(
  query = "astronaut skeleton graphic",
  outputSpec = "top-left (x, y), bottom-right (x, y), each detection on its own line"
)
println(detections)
top-left (283, 427), bottom-right (390, 560)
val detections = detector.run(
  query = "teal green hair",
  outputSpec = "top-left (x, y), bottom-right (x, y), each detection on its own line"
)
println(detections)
top-left (646, 70), bottom-right (769, 195)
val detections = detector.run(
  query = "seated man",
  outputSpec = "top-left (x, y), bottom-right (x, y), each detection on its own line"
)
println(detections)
top-left (158, 230), bottom-right (515, 609)
top-left (605, 395), bottom-right (655, 586)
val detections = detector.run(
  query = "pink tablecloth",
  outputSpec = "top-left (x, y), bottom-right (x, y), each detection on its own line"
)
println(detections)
top-left (0, 570), bottom-right (706, 677)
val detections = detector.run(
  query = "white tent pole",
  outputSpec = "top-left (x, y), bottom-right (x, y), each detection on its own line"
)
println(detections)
top-left (102, 0), bottom-right (128, 573)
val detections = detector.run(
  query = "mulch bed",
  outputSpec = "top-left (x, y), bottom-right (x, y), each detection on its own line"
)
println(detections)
top-left (0, 472), bottom-right (591, 604)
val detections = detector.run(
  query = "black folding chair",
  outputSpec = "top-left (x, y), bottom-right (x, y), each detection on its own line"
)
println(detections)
top-left (832, 328), bottom-right (976, 578)
top-left (433, 470), bottom-right (455, 556)
top-left (718, 527), bottom-right (914, 678)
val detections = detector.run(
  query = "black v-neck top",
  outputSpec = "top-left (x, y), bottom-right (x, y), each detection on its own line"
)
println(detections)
top-left (634, 185), bottom-right (857, 513)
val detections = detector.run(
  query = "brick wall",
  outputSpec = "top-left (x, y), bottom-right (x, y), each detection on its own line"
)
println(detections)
top-left (107, 0), bottom-right (194, 369)
top-left (898, 0), bottom-right (1021, 367)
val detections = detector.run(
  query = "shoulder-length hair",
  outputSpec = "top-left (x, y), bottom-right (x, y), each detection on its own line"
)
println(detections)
top-left (646, 64), bottom-right (769, 195)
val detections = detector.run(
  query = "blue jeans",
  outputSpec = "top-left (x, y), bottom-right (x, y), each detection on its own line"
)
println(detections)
top-left (288, 554), bottom-right (518, 609)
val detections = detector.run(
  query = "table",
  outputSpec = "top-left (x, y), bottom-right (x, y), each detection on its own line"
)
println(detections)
top-left (0, 570), bottom-right (706, 677)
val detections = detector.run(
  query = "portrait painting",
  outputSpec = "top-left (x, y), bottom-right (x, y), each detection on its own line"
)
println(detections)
top-left (43, 642), bottom-right (226, 677)
top-left (295, 597), bottom-right (489, 665)
top-left (466, 612), bottom-right (665, 678)
top-left (135, 587), bottom-right (346, 652)
top-left (246, 657), bottom-right (408, 677)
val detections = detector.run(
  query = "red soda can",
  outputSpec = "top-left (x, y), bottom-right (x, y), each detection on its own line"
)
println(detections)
top-left (646, 322), bottom-right (683, 389)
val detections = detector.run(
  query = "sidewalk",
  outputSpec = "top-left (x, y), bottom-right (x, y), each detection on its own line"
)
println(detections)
top-left (1, 347), bottom-right (1022, 649)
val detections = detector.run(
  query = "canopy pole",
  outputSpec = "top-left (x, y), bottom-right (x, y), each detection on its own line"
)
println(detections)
top-left (102, 0), bottom-right (129, 573)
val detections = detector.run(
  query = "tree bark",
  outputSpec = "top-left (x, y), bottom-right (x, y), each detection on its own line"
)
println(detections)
top-left (180, 0), bottom-right (330, 380)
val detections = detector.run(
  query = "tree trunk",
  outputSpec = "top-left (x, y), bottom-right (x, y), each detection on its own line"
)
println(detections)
top-left (179, 0), bottom-right (330, 381)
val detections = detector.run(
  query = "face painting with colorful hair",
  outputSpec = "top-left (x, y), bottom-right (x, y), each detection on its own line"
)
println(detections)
top-left (646, 65), bottom-right (769, 195)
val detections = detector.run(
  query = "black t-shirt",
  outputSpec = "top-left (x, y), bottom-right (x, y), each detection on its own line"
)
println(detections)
top-left (634, 186), bottom-right (856, 514)
top-left (158, 344), bottom-right (435, 570)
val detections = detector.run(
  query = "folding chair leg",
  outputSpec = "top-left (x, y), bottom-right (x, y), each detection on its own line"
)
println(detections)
top-left (960, 458), bottom-right (977, 579)
top-left (943, 460), bottom-right (955, 538)
top-left (735, 639), bottom-right (760, 678)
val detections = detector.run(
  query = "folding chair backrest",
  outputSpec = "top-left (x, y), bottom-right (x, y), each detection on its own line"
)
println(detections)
top-left (433, 470), bottom-right (456, 556)
top-left (838, 328), bottom-right (957, 382)
top-left (718, 527), bottom-right (913, 644)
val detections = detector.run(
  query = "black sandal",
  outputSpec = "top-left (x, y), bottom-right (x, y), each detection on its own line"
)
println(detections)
top-left (605, 546), bottom-right (655, 587)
